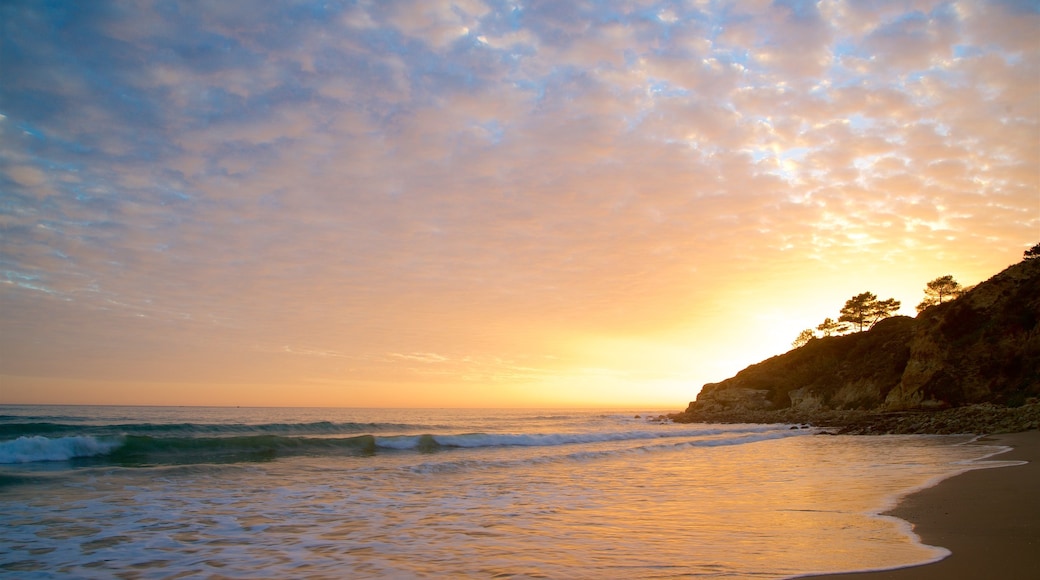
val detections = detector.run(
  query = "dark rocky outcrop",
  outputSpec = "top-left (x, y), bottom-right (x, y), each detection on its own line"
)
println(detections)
top-left (670, 257), bottom-right (1040, 433)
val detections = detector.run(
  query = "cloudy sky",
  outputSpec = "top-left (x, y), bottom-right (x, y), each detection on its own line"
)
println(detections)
top-left (1, 0), bottom-right (1037, 408)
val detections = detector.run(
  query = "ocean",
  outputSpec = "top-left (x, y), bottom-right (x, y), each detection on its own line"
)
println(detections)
top-left (0, 405), bottom-right (1015, 579)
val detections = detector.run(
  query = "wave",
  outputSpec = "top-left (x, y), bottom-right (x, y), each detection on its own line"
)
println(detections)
top-left (0, 420), bottom-right (436, 439)
top-left (0, 434), bottom-right (380, 466)
top-left (407, 430), bottom-right (810, 474)
top-left (0, 435), bottom-right (123, 464)
top-left (0, 424), bottom-right (806, 467)
top-left (375, 425), bottom-right (783, 450)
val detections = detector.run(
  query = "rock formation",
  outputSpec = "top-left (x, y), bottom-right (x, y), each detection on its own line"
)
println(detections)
top-left (672, 256), bottom-right (1040, 432)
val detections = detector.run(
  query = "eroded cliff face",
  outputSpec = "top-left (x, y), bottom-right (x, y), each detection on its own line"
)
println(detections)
top-left (683, 258), bottom-right (1040, 417)
top-left (889, 258), bottom-right (1040, 408)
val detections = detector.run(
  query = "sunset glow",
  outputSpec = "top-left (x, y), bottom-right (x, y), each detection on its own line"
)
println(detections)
top-left (1, 0), bottom-right (1037, 408)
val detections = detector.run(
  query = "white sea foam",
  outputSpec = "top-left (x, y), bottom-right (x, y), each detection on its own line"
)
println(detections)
top-left (405, 428), bottom-right (810, 474)
top-left (0, 435), bottom-right (120, 463)
top-left (374, 424), bottom-right (791, 450)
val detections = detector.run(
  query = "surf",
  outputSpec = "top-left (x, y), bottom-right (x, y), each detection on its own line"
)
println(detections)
top-left (0, 435), bottom-right (122, 464)
top-left (0, 423), bottom-right (806, 467)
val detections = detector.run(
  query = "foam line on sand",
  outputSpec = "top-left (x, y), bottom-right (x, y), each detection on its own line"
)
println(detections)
top-left (799, 430), bottom-right (1040, 579)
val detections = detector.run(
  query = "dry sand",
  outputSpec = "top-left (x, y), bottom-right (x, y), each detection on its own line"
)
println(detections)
top-left (803, 430), bottom-right (1040, 580)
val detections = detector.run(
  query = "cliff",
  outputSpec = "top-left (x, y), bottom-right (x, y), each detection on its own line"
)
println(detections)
top-left (672, 257), bottom-right (1040, 432)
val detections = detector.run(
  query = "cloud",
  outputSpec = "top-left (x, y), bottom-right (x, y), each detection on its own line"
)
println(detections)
top-left (1, 0), bottom-right (1037, 405)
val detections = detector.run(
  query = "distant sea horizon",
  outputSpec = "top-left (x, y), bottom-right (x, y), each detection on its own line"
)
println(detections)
top-left (0, 405), bottom-right (1016, 578)
top-left (0, 402), bottom-right (684, 414)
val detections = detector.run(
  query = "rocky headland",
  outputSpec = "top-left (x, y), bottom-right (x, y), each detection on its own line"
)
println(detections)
top-left (669, 256), bottom-right (1040, 434)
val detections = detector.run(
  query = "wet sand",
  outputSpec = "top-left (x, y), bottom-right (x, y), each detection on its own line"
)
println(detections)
top-left (803, 430), bottom-right (1040, 579)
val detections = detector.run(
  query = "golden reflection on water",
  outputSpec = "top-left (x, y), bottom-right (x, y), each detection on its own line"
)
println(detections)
top-left (2, 432), bottom-right (999, 578)
top-left (452, 434), bottom-right (983, 577)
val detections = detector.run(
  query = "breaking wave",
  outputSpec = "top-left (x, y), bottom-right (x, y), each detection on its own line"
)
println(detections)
top-left (0, 435), bottom-right (123, 464)
top-left (0, 423), bottom-right (805, 466)
top-left (0, 420), bottom-right (433, 439)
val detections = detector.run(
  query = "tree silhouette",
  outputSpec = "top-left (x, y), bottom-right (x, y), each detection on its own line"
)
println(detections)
top-left (792, 328), bottom-right (816, 348)
top-left (1025, 243), bottom-right (1040, 260)
top-left (838, 292), bottom-right (901, 332)
top-left (816, 317), bottom-right (849, 336)
top-left (916, 275), bottom-right (963, 312)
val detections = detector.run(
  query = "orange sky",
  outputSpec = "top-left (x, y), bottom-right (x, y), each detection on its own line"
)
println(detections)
top-left (1, 0), bottom-right (1038, 408)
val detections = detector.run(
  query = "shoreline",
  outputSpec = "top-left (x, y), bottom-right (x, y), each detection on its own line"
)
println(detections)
top-left (667, 401), bottom-right (1040, 434)
top-left (799, 430), bottom-right (1040, 579)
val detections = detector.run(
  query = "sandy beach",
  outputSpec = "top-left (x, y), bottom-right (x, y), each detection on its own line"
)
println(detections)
top-left (804, 430), bottom-right (1040, 580)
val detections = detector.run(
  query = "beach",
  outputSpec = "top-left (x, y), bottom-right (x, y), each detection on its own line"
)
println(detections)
top-left (806, 430), bottom-right (1040, 579)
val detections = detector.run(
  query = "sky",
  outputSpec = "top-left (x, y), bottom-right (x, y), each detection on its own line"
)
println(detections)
top-left (1, 0), bottom-right (1037, 408)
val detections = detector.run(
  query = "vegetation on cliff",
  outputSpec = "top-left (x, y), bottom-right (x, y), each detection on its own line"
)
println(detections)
top-left (915, 274), bottom-right (965, 313)
top-left (793, 291), bottom-right (903, 348)
top-left (672, 251), bottom-right (1040, 433)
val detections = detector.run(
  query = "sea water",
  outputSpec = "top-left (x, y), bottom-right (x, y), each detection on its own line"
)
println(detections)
top-left (0, 406), bottom-right (1015, 579)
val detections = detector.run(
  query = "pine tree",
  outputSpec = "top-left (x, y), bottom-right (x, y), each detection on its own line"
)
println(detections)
top-left (816, 317), bottom-right (849, 336)
top-left (1025, 243), bottom-right (1040, 260)
top-left (792, 328), bottom-right (816, 348)
top-left (916, 275), bottom-right (963, 312)
top-left (838, 292), bottom-right (901, 332)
